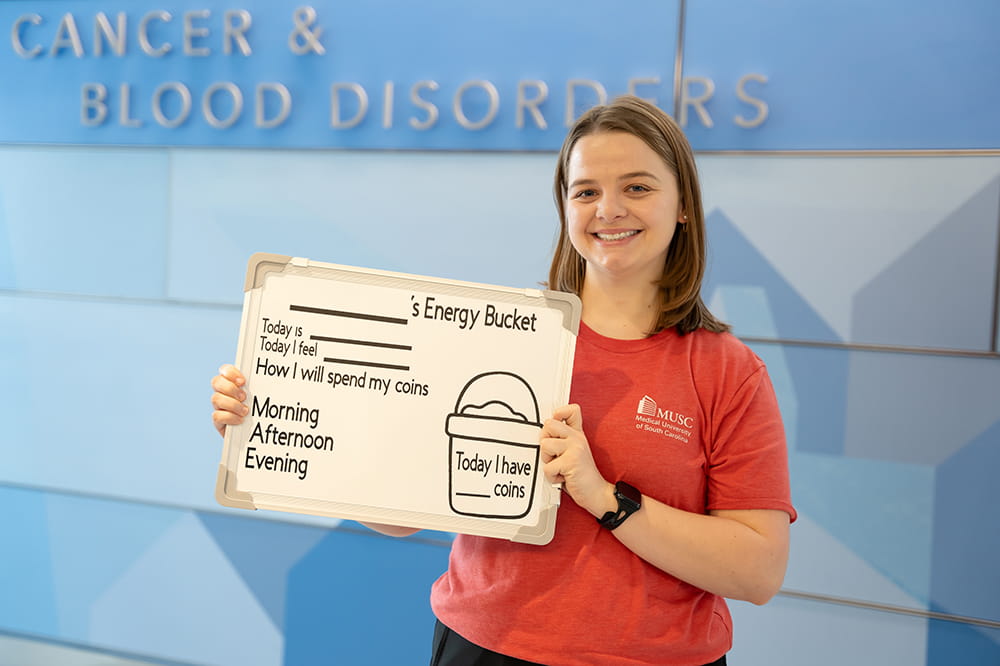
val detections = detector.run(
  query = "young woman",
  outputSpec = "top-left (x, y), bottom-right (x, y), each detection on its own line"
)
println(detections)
top-left (211, 96), bottom-right (795, 666)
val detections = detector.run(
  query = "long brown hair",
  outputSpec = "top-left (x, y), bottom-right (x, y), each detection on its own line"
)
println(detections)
top-left (548, 95), bottom-right (729, 335)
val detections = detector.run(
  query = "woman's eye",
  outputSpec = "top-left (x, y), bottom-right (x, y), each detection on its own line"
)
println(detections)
top-left (574, 188), bottom-right (597, 199)
top-left (627, 184), bottom-right (650, 193)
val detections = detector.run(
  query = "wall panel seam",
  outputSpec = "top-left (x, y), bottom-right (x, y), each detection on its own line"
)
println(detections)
top-left (780, 589), bottom-right (1000, 630)
top-left (741, 336), bottom-right (1000, 360)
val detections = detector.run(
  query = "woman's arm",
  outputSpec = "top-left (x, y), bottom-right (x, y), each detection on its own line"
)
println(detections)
top-left (608, 498), bottom-right (788, 604)
top-left (540, 404), bottom-right (790, 604)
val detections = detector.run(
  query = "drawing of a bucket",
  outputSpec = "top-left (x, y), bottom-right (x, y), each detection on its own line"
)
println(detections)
top-left (446, 372), bottom-right (542, 519)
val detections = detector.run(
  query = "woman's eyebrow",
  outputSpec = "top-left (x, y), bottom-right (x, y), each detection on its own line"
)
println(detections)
top-left (618, 170), bottom-right (659, 182)
top-left (569, 171), bottom-right (660, 189)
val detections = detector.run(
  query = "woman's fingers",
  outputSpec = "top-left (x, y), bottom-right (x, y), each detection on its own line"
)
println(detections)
top-left (211, 371), bottom-right (246, 401)
top-left (550, 403), bottom-right (583, 430)
top-left (212, 409), bottom-right (243, 437)
top-left (542, 454), bottom-right (569, 484)
top-left (539, 434), bottom-right (567, 464)
top-left (539, 404), bottom-right (608, 506)
top-left (219, 364), bottom-right (245, 385)
top-left (211, 365), bottom-right (247, 438)
top-left (211, 390), bottom-right (248, 416)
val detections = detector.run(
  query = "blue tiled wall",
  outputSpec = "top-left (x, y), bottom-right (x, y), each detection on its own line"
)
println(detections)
top-left (2, 1), bottom-right (998, 664)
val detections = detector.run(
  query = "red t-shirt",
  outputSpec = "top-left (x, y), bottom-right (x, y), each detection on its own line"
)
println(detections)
top-left (430, 323), bottom-right (796, 665)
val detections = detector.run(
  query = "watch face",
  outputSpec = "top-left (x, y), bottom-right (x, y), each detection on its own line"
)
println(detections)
top-left (616, 481), bottom-right (641, 510)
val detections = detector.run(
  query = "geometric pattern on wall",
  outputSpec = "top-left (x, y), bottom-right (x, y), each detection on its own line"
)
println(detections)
top-left (707, 209), bottom-right (938, 604)
top-left (728, 593), bottom-right (929, 665)
top-left (852, 176), bottom-right (1000, 351)
top-left (704, 205), bottom-right (1000, 622)
top-left (926, 618), bottom-right (1000, 666)
top-left (845, 352), bottom-right (1000, 466)
top-left (706, 209), bottom-right (849, 456)
top-left (788, 449), bottom-right (934, 606)
top-left (931, 418), bottom-right (1000, 627)
top-left (0, 483), bottom-right (450, 666)
top-left (45, 495), bottom-right (181, 641)
top-left (197, 512), bottom-right (329, 632)
top-left (285, 529), bottom-right (451, 665)
top-left (697, 156), bottom-right (1000, 349)
top-left (705, 208), bottom-right (843, 343)
top-left (89, 512), bottom-right (283, 666)
top-left (781, 514), bottom-right (927, 609)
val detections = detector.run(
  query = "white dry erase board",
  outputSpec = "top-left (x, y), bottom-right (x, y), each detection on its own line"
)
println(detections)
top-left (216, 253), bottom-right (581, 544)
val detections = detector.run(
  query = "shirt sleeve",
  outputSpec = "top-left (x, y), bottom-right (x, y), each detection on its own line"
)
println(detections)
top-left (706, 365), bottom-right (797, 521)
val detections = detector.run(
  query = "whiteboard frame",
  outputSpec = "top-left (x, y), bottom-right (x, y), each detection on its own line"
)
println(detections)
top-left (215, 253), bottom-right (581, 544)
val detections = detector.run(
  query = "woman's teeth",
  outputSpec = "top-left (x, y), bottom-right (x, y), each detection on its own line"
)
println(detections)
top-left (595, 230), bottom-right (639, 241)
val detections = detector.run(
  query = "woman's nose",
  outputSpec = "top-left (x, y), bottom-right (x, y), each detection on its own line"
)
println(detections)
top-left (596, 192), bottom-right (626, 221)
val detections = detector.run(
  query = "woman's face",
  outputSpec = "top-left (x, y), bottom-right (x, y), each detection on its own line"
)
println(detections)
top-left (564, 131), bottom-right (684, 288)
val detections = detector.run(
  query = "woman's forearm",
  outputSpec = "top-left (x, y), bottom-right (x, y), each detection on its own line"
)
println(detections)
top-left (611, 499), bottom-right (790, 604)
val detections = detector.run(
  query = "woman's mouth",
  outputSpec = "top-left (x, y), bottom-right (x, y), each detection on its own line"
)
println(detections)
top-left (594, 230), bottom-right (639, 241)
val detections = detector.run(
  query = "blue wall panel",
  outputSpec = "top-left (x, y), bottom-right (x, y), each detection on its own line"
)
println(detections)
top-left (0, 293), bottom-right (239, 509)
top-left (164, 150), bottom-right (557, 305)
top-left (729, 595), bottom-right (928, 664)
top-left (931, 420), bottom-right (1000, 624)
top-left (0, 146), bottom-right (168, 297)
top-left (684, 0), bottom-right (1000, 150)
top-left (701, 155), bottom-right (1000, 352)
top-left (0, 484), bottom-right (450, 666)
top-left (926, 620), bottom-right (1000, 666)
top-left (0, 487), bottom-right (58, 636)
top-left (285, 530), bottom-right (449, 665)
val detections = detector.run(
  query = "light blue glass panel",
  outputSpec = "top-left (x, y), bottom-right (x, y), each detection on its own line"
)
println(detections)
top-left (701, 155), bottom-right (1000, 352)
top-left (729, 595), bottom-right (928, 665)
top-left (0, 293), bottom-right (238, 509)
top-left (745, 341), bottom-right (1000, 619)
top-left (0, 145), bottom-right (167, 297)
top-left (165, 149), bottom-right (558, 304)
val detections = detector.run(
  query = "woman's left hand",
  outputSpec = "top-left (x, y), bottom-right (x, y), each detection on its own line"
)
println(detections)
top-left (540, 404), bottom-right (614, 518)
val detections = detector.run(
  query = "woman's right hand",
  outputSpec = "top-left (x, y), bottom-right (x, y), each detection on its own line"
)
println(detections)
top-left (211, 364), bottom-right (249, 438)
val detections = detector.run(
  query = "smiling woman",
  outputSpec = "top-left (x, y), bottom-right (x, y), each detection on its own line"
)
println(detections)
top-left (420, 96), bottom-right (795, 665)
top-left (550, 96), bottom-right (726, 339)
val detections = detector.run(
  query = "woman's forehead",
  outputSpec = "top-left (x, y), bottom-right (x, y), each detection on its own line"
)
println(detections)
top-left (567, 131), bottom-right (672, 178)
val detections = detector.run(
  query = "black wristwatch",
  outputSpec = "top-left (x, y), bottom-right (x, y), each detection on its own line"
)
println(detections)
top-left (597, 481), bottom-right (642, 530)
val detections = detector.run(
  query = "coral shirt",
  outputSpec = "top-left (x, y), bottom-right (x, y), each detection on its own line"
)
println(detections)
top-left (430, 323), bottom-right (796, 665)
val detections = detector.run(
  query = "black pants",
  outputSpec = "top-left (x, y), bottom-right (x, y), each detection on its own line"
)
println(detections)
top-left (430, 620), bottom-right (727, 666)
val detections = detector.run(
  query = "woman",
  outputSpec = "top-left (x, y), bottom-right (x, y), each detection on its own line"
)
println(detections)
top-left (211, 96), bottom-right (795, 665)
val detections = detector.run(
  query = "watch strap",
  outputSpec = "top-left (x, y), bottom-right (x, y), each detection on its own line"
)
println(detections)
top-left (597, 481), bottom-right (641, 530)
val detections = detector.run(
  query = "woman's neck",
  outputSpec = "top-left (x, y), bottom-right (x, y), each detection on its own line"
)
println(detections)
top-left (579, 278), bottom-right (660, 340)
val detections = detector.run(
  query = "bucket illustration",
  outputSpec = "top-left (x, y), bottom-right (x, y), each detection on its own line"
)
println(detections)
top-left (446, 371), bottom-right (542, 519)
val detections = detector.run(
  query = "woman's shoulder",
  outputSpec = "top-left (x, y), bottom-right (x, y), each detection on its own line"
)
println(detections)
top-left (684, 326), bottom-right (758, 354)
top-left (680, 327), bottom-right (766, 377)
